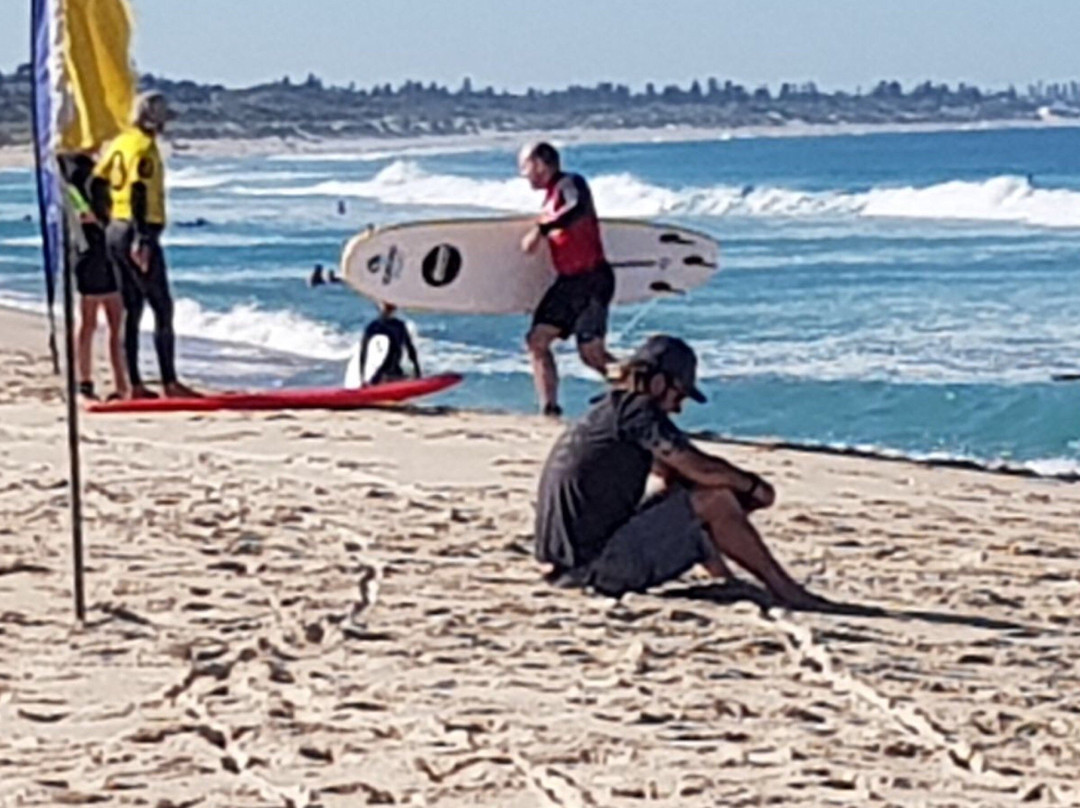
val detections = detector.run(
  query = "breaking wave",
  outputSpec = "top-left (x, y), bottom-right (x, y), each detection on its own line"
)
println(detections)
top-left (232, 161), bottom-right (1080, 228)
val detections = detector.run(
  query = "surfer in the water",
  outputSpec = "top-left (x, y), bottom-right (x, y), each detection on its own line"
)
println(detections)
top-left (519, 142), bottom-right (615, 417)
top-left (359, 302), bottom-right (422, 385)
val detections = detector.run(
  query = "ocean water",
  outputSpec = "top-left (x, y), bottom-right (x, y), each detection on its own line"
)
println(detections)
top-left (2, 127), bottom-right (1079, 476)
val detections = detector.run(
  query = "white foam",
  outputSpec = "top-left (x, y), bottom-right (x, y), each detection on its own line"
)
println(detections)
top-left (266, 143), bottom-right (495, 163)
top-left (1022, 457), bottom-right (1080, 477)
top-left (233, 160), bottom-right (538, 211)
top-left (0, 236), bottom-right (42, 248)
top-left (232, 162), bottom-right (1080, 228)
top-left (0, 290), bottom-right (46, 313)
top-left (687, 311), bottom-right (1080, 385)
top-left (170, 298), bottom-right (353, 359)
top-left (168, 266), bottom-right (313, 283)
top-left (859, 175), bottom-right (1080, 228)
top-left (168, 167), bottom-right (320, 190)
top-left (2, 233), bottom-right (320, 249)
top-left (162, 233), bottom-right (306, 248)
top-left (168, 167), bottom-right (231, 189)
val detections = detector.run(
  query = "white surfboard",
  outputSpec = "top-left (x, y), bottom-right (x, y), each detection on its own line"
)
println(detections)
top-left (340, 216), bottom-right (719, 314)
top-left (343, 334), bottom-right (391, 388)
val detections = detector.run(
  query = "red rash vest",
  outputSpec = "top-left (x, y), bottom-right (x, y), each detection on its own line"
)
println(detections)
top-left (539, 172), bottom-right (607, 276)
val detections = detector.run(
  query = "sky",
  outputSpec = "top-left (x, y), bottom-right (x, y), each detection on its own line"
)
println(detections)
top-left (3, 0), bottom-right (1079, 92)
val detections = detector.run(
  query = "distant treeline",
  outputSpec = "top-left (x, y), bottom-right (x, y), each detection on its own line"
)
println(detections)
top-left (2, 62), bottom-right (1078, 144)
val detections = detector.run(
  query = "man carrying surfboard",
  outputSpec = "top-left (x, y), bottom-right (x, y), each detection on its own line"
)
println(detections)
top-left (519, 142), bottom-right (615, 417)
top-left (535, 334), bottom-right (831, 610)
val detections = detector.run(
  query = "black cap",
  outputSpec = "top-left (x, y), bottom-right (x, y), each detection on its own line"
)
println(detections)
top-left (629, 334), bottom-right (706, 403)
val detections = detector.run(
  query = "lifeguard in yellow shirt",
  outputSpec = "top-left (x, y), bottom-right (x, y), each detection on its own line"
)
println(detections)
top-left (95, 91), bottom-right (198, 399)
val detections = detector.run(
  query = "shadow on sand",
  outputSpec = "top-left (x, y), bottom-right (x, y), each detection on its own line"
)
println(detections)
top-left (659, 580), bottom-right (1054, 635)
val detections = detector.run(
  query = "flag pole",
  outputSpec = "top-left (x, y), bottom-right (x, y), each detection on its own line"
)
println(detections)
top-left (60, 216), bottom-right (86, 623)
top-left (31, 0), bottom-right (86, 623)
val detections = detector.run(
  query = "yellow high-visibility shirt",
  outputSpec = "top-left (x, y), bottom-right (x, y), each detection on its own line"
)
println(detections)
top-left (94, 127), bottom-right (166, 225)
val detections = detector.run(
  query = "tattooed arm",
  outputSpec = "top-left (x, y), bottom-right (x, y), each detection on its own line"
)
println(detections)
top-left (631, 406), bottom-right (774, 510)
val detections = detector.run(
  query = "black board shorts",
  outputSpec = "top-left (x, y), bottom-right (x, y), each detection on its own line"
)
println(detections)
top-left (531, 262), bottom-right (615, 344)
top-left (551, 486), bottom-right (708, 597)
top-left (73, 224), bottom-right (118, 296)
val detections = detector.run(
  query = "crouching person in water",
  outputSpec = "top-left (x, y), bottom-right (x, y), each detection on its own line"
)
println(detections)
top-left (360, 302), bottom-right (422, 385)
top-left (535, 334), bottom-right (829, 609)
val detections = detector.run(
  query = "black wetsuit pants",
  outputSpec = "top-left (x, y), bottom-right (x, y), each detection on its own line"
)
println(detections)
top-left (106, 220), bottom-right (177, 387)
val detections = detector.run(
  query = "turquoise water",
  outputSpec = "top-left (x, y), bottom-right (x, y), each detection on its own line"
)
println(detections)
top-left (2, 127), bottom-right (1079, 474)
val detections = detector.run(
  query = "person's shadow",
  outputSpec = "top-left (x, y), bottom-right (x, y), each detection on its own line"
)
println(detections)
top-left (659, 580), bottom-right (1047, 633)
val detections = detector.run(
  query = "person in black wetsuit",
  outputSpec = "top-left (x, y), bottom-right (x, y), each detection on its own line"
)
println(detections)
top-left (94, 91), bottom-right (198, 400)
top-left (359, 302), bottom-right (421, 385)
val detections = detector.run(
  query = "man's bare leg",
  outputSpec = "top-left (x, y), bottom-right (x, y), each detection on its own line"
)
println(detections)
top-left (690, 487), bottom-right (827, 609)
top-left (527, 324), bottom-right (562, 414)
top-left (102, 294), bottom-right (130, 398)
top-left (76, 296), bottom-right (99, 389)
top-left (578, 337), bottom-right (616, 376)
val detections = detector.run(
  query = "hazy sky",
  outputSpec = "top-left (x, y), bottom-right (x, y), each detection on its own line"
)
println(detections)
top-left (4, 0), bottom-right (1078, 92)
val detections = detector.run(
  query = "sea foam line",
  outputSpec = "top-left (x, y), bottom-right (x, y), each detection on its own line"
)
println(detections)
top-left (232, 161), bottom-right (1080, 228)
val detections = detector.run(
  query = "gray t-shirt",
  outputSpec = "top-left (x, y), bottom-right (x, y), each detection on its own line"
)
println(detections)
top-left (535, 390), bottom-right (691, 569)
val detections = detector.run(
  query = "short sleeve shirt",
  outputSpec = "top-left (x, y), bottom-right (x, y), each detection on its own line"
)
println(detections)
top-left (535, 389), bottom-right (691, 569)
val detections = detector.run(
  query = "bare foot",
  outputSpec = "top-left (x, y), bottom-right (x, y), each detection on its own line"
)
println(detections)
top-left (130, 384), bottom-right (159, 400)
top-left (775, 585), bottom-right (843, 613)
top-left (703, 545), bottom-right (735, 580)
top-left (163, 381), bottom-right (202, 398)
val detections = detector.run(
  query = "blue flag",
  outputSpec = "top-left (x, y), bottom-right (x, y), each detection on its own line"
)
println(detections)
top-left (30, 0), bottom-right (64, 313)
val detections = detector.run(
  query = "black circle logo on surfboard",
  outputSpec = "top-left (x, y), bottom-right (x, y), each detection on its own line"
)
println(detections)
top-left (421, 244), bottom-right (462, 287)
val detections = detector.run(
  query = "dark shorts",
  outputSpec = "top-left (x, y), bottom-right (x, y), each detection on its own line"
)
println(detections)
top-left (531, 262), bottom-right (615, 344)
top-left (556, 487), bottom-right (708, 597)
top-left (73, 224), bottom-right (118, 296)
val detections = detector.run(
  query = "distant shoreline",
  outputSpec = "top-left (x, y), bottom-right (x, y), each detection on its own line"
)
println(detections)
top-left (3, 116), bottom-right (1079, 170)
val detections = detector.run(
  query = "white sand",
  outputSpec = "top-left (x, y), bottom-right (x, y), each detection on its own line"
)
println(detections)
top-left (1, 305), bottom-right (1078, 806)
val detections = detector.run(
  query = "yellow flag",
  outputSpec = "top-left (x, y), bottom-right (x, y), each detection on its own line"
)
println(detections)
top-left (59, 0), bottom-right (136, 153)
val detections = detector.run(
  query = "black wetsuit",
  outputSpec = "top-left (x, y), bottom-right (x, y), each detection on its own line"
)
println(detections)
top-left (360, 316), bottom-right (421, 385)
top-left (96, 130), bottom-right (178, 388)
top-left (106, 218), bottom-right (177, 387)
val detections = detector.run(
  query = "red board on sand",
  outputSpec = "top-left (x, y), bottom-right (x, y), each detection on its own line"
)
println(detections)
top-left (87, 373), bottom-right (462, 414)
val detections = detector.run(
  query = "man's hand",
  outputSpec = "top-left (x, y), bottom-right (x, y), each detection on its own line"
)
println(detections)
top-left (736, 472), bottom-right (775, 512)
top-left (521, 225), bottom-right (543, 254)
top-left (130, 239), bottom-right (151, 274)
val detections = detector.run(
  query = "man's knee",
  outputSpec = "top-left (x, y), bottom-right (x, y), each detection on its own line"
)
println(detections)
top-left (689, 486), bottom-right (745, 522)
top-left (526, 327), bottom-right (556, 356)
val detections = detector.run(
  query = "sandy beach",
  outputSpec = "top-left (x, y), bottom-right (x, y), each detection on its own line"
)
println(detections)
top-left (1, 304), bottom-right (1079, 806)
top-left (3, 117), bottom-right (1080, 170)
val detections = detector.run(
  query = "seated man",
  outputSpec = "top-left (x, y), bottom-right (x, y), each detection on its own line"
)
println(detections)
top-left (534, 334), bottom-right (828, 608)
top-left (359, 302), bottom-right (421, 386)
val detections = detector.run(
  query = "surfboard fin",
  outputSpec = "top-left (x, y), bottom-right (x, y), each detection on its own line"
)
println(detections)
top-left (649, 281), bottom-right (685, 295)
